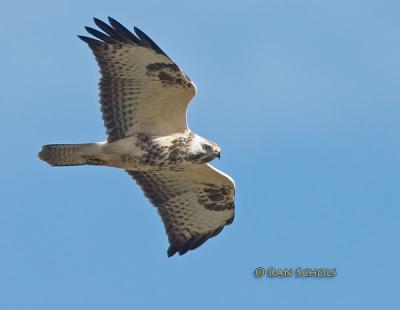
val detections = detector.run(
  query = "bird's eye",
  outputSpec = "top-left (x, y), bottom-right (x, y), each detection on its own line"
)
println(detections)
top-left (203, 144), bottom-right (212, 151)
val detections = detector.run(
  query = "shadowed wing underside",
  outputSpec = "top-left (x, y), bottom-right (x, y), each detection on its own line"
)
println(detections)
top-left (127, 164), bottom-right (235, 256)
top-left (79, 17), bottom-right (196, 141)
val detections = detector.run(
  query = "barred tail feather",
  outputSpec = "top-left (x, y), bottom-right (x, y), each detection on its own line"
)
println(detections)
top-left (39, 143), bottom-right (102, 166)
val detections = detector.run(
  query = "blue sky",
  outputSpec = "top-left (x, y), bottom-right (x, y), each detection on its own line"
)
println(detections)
top-left (1, 0), bottom-right (399, 309)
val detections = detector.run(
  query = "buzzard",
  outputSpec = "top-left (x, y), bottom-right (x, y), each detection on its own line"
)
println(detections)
top-left (39, 17), bottom-right (235, 257)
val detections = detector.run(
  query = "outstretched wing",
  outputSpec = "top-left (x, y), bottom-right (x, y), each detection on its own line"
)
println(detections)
top-left (127, 164), bottom-right (235, 256)
top-left (79, 17), bottom-right (196, 141)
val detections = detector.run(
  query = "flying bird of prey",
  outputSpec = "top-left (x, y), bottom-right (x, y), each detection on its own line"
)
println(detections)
top-left (39, 17), bottom-right (235, 257)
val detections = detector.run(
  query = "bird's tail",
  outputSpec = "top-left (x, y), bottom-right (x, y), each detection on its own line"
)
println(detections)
top-left (38, 143), bottom-right (104, 166)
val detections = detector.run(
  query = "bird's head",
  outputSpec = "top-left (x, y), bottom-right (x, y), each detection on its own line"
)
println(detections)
top-left (188, 135), bottom-right (221, 163)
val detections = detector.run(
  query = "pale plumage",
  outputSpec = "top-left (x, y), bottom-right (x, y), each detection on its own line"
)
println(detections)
top-left (39, 17), bottom-right (235, 256)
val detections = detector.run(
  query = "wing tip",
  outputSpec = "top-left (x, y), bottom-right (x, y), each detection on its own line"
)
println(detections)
top-left (133, 25), bottom-right (169, 58)
top-left (167, 246), bottom-right (178, 257)
top-left (77, 35), bottom-right (103, 47)
top-left (166, 225), bottom-right (229, 257)
top-left (78, 17), bottom-right (169, 57)
top-left (107, 16), bottom-right (116, 24)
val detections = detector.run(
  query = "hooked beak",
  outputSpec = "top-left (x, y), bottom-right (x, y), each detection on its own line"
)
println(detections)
top-left (217, 152), bottom-right (221, 159)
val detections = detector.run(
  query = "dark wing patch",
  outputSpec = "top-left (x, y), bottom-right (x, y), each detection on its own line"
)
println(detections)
top-left (78, 17), bottom-right (195, 141)
top-left (126, 165), bottom-right (235, 257)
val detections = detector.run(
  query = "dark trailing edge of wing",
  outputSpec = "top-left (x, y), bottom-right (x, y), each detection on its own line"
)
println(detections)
top-left (78, 16), bottom-right (169, 58)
